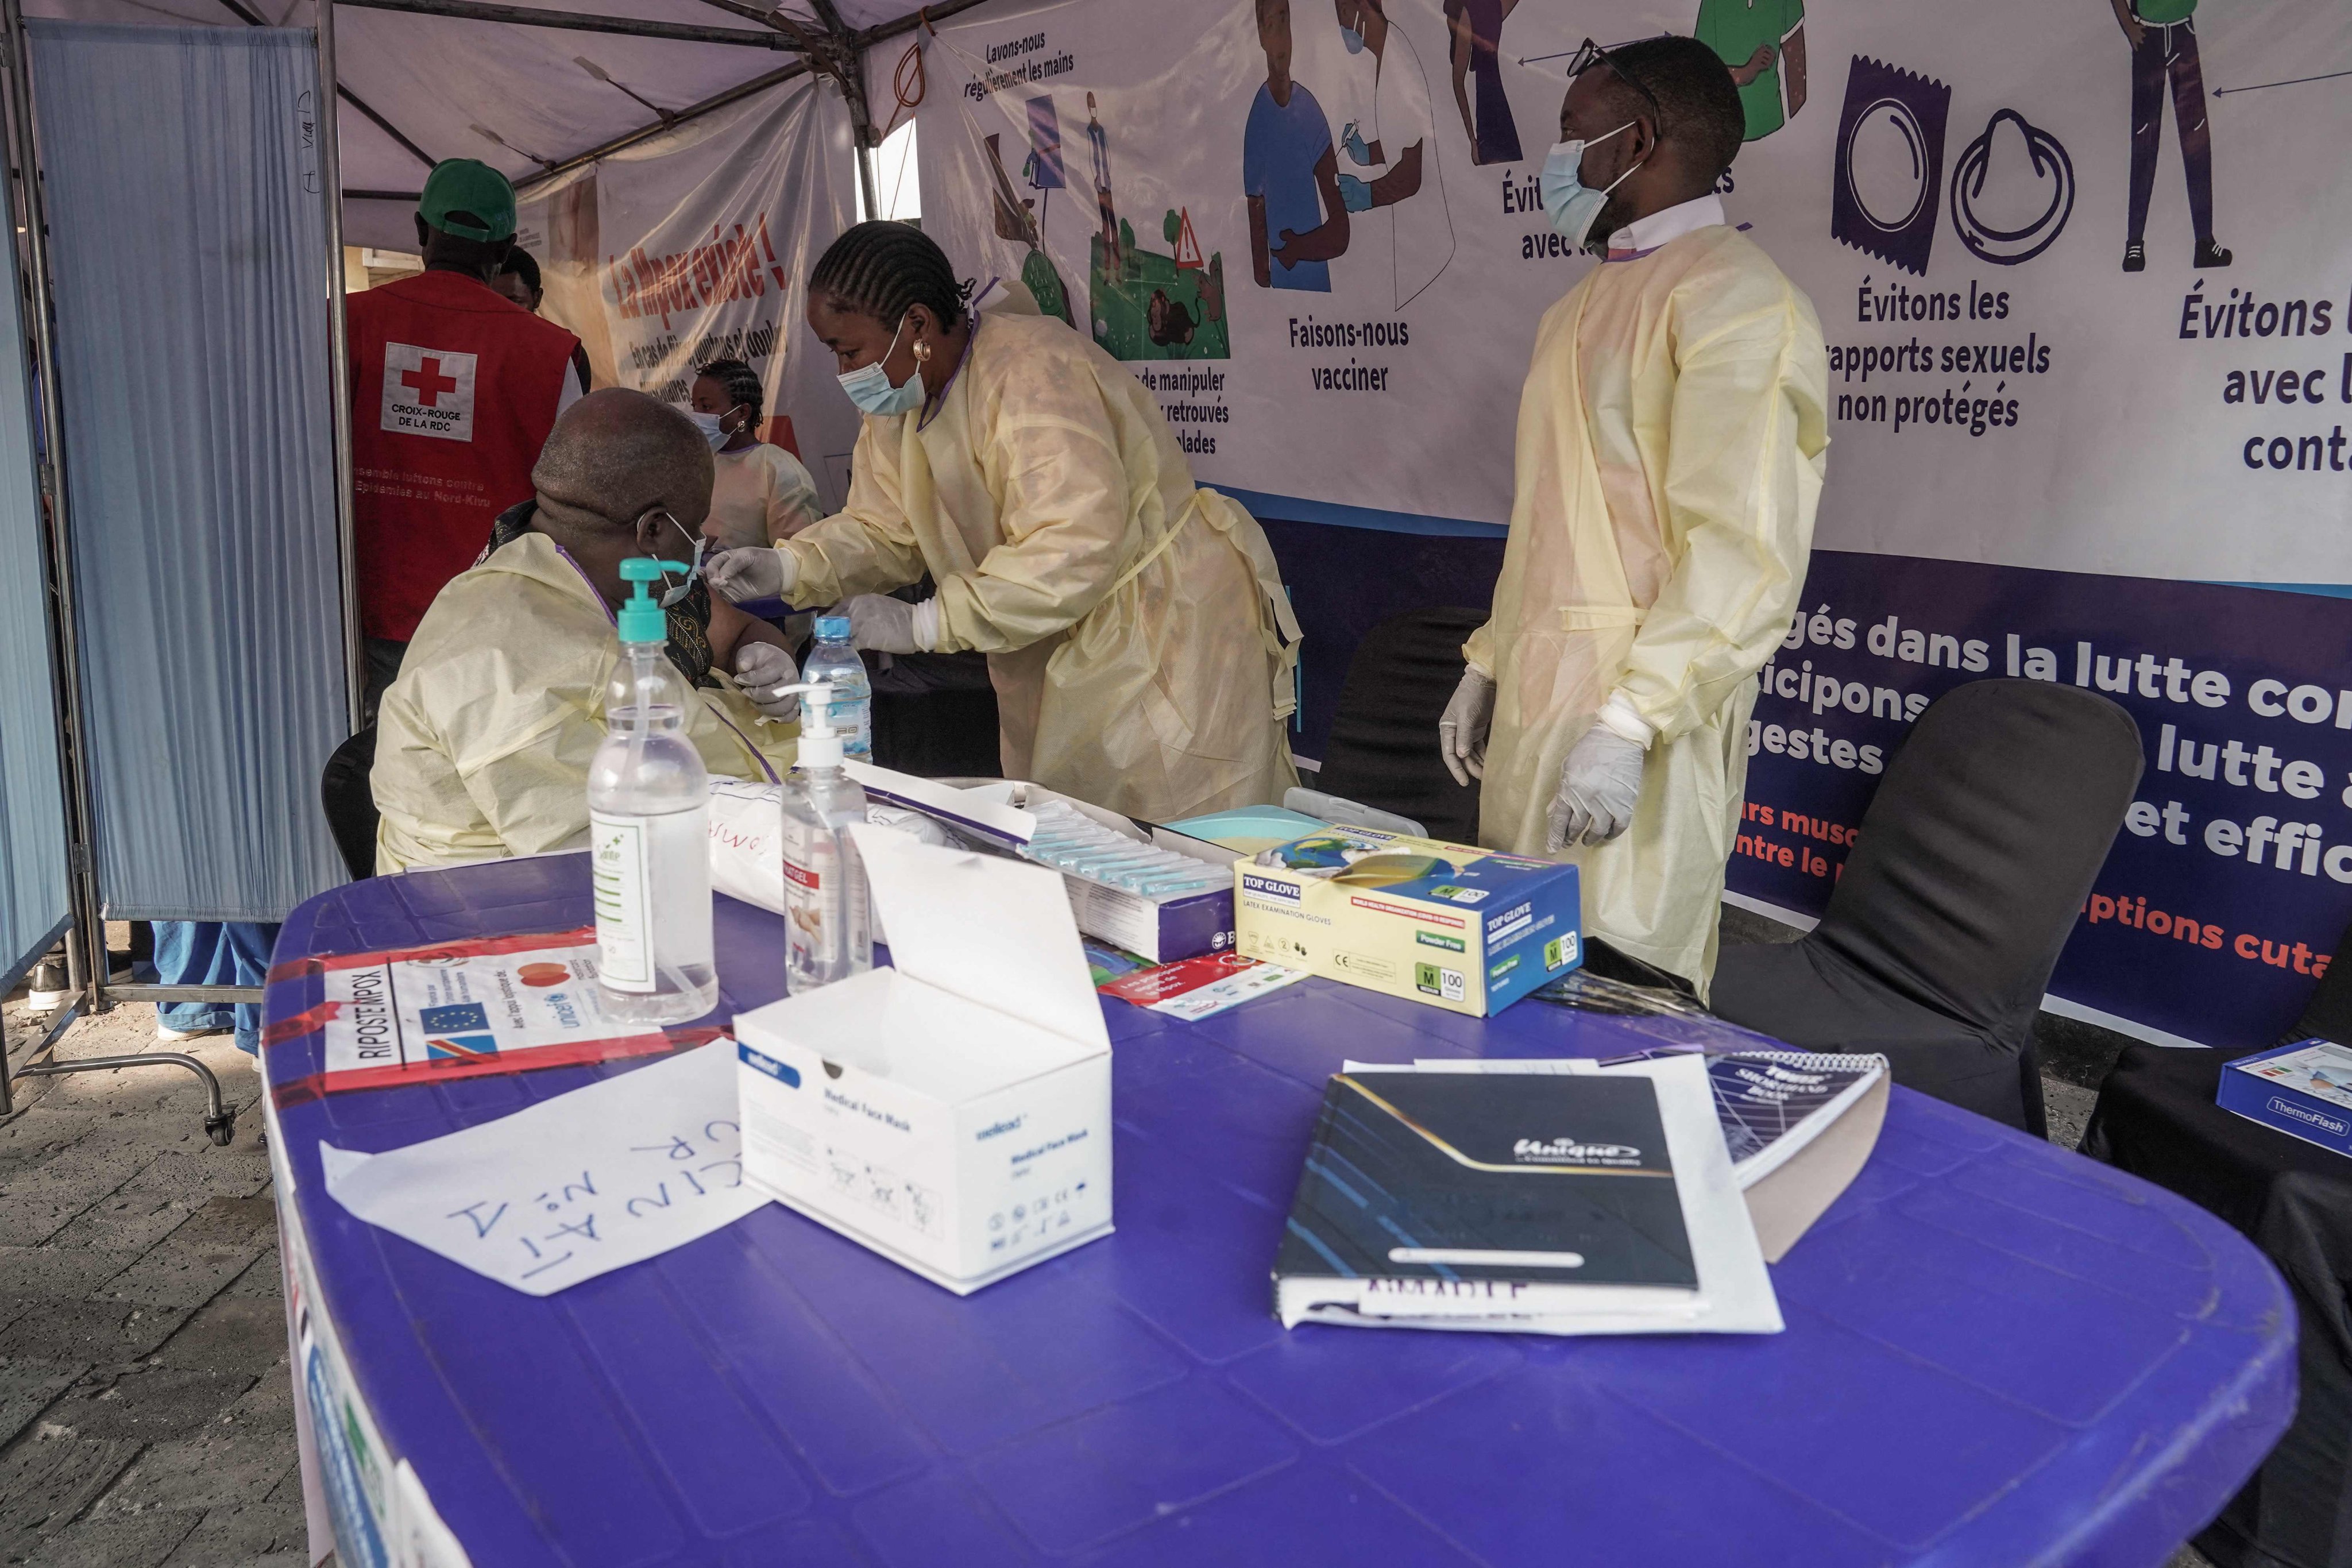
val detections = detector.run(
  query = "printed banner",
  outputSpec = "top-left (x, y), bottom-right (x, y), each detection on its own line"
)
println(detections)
top-left (517, 79), bottom-right (864, 509)
top-left (914, 0), bottom-right (2352, 1046)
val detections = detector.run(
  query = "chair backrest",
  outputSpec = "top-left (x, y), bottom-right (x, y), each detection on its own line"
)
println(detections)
top-left (1815, 679), bottom-right (2143, 1047)
top-left (319, 724), bottom-right (379, 883)
top-left (2285, 917), bottom-right (2352, 1047)
top-left (1311, 607), bottom-right (1488, 844)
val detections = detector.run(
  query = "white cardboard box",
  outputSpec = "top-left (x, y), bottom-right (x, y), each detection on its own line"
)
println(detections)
top-left (733, 824), bottom-right (1113, 1293)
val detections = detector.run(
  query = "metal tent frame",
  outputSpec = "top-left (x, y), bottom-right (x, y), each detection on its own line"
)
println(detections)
top-left (0, 0), bottom-right (1002, 1134)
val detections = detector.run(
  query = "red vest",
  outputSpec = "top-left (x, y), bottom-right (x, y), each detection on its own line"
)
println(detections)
top-left (347, 271), bottom-right (581, 640)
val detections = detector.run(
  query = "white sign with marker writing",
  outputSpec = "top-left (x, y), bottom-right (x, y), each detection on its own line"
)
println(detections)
top-left (319, 1041), bottom-right (766, 1296)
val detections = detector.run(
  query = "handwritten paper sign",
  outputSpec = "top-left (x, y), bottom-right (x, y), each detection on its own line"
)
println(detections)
top-left (319, 1041), bottom-right (766, 1296)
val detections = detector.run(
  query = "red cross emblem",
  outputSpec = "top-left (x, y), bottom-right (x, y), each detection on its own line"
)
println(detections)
top-left (400, 356), bottom-right (460, 407)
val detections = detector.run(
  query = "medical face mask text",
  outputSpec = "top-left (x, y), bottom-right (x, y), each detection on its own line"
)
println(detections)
top-left (836, 316), bottom-right (925, 416)
top-left (1541, 122), bottom-right (1641, 249)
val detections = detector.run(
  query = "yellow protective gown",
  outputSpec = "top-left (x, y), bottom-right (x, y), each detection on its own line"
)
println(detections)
top-left (1466, 225), bottom-right (1829, 993)
top-left (373, 531), bottom-right (797, 874)
top-left (778, 306), bottom-right (1300, 821)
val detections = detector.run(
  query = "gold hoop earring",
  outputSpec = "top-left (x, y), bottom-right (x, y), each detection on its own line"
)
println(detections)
top-left (912, 338), bottom-right (933, 364)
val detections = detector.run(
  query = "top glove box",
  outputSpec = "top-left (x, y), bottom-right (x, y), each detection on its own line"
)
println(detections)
top-left (1233, 827), bottom-right (1583, 1015)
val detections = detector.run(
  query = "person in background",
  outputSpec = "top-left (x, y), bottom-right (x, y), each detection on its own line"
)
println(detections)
top-left (706, 221), bottom-right (1300, 822)
top-left (347, 160), bottom-right (589, 713)
top-left (372, 389), bottom-right (800, 873)
top-left (689, 358), bottom-right (822, 550)
top-left (492, 246), bottom-right (545, 313)
top-left (1439, 36), bottom-right (1827, 997)
top-left (143, 922), bottom-right (275, 1052)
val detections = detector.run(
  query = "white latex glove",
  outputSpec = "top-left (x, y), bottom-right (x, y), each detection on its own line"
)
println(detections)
top-left (841, 593), bottom-right (931, 654)
top-left (732, 640), bottom-right (800, 723)
top-left (1438, 667), bottom-right (1496, 786)
top-left (704, 545), bottom-right (788, 603)
top-left (1545, 724), bottom-right (1647, 851)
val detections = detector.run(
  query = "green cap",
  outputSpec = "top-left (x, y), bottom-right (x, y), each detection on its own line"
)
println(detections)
top-left (616, 558), bottom-right (682, 645)
top-left (419, 159), bottom-right (517, 242)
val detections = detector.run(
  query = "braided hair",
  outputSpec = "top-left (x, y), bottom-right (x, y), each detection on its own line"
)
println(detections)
top-left (694, 357), bottom-right (764, 422)
top-left (808, 221), bottom-right (968, 332)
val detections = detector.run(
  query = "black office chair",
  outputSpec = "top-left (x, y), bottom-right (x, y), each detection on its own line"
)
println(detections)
top-left (2081, 918), bottom-right (2352, 1567)
top-left (1711, 679), bottom-right (2143, 1133)
top-left (320, 724), bottom-right (379, 883)
top-left (1312, 607), bottom-right (1488, 845)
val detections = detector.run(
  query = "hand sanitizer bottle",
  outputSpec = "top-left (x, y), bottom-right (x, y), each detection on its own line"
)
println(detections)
top-left (779, 682), bottom-right (872, 993)
top-left (589, 558), bottom-right (719, 1022)
top-left (800, 615), bottom-right (873, 762)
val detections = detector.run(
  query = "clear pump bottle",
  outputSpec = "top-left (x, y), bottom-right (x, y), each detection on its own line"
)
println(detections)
top-left (778, 682), bottom-right (872, 993)
top-left (589, 558), bottom-right (719, 1022)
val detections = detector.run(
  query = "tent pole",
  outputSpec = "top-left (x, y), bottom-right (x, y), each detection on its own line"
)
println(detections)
top-left (331, 0), bottom-right (791, 49)
top-left (315, 0), bottom-right (362, 732)
top-left (2, 0), bottom-right (107, 1018)
top-left (854, 0), bottom-right (997, 48)
top-left (806, 0), bottom-right (877, 218)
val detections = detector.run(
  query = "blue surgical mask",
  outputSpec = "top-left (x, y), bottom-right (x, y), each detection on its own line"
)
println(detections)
top-left (836, 316), bottom-right (925, 416)
top-left (1339, 24), bottom-right (1365, 53)
top-left (1541, 123), bottom-right (1640, 249)
top-left (686, 406), bottom-right (743, 453)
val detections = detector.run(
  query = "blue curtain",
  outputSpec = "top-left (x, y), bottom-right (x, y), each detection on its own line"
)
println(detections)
top-left (30, 22), bottom-right (350, 921)
top-left (0, 144), bottom-right (67, 987)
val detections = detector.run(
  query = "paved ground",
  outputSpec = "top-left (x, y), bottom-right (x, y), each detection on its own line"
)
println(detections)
top-left (0, 980), bottom-right (304, 1568)
top-left (0, 915), bottom-right (2215, 1566)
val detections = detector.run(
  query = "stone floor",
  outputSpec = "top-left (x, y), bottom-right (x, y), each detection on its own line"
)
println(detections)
top-left (0, 914), bottom-right (2222, 1566)
top-left (0, 978), bottom-right (304, 1568)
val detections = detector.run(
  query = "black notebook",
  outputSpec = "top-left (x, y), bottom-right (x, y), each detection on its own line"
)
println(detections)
top-left (1274, 1071), bottom-right (1702, 1327)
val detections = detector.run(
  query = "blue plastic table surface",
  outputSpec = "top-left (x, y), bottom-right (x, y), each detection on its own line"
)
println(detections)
top-left (261, 855), bottom-right (2295, 1567)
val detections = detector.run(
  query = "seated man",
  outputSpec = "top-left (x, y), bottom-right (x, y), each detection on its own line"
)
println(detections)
top-left (373, 389), bottom-right (799, 872)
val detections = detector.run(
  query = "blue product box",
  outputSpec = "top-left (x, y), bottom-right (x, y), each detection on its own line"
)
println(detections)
top-left (2216, 1038), bottom-right (2352, 1157)
top-left (1233, 827), bottom-right (1583, 1015)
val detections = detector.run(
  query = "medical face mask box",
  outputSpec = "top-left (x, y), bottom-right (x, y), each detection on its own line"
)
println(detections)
top-left (2216, 1038), bottom-right (2352, 1158)
top-left (1234, 828), bottom-right (1582, 1016)
top-left (961, 781), bottom-right (1235, 963)
top-left (733, 824), bottom-right (1112, 1293)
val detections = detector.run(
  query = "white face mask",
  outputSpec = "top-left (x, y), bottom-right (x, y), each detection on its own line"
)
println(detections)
top-left (1541, 122), bottom-right (1642, 249)
top-left (685, 408), bottom-right (740, 453)
top-left (650, 511), bottom-right (707, 607)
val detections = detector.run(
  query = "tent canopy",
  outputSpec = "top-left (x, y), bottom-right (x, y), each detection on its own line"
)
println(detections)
top-left (27, 0), bottom-right (971, 249)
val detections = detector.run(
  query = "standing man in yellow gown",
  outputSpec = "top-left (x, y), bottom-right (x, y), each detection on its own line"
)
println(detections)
top-left (707, 222), bottom-right (1299, 822)
top-left (1439, 36), bottom-right (1828, 995)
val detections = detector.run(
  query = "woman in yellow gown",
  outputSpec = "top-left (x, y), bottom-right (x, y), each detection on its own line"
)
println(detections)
top-left (708, 222), bottom-right (1298, 822)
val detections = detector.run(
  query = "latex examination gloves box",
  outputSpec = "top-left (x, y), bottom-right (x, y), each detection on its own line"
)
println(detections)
top-left (2218, 1037), bottom-right (2352, 1158)
top-left (1234, 827), bottom-right (1582, 1017)
top-left (733, 823), bottom-right (1113, 1293)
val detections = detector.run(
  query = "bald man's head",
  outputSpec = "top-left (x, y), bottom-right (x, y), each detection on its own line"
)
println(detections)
top-left (530, 387), bottom-right (713, 539)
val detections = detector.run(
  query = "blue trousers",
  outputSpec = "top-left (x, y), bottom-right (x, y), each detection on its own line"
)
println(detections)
top-left (140, 921), bottom-right (277, 1053)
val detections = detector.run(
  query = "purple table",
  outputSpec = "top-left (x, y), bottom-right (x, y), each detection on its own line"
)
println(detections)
top-left (261, 855), bottom-right (2294, 1567)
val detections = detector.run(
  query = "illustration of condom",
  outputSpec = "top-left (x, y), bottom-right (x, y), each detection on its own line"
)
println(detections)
top-left (1949, 108), bottom-right (2074, 266)
top-left (1831, 57), bottom-right (1951, 276)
